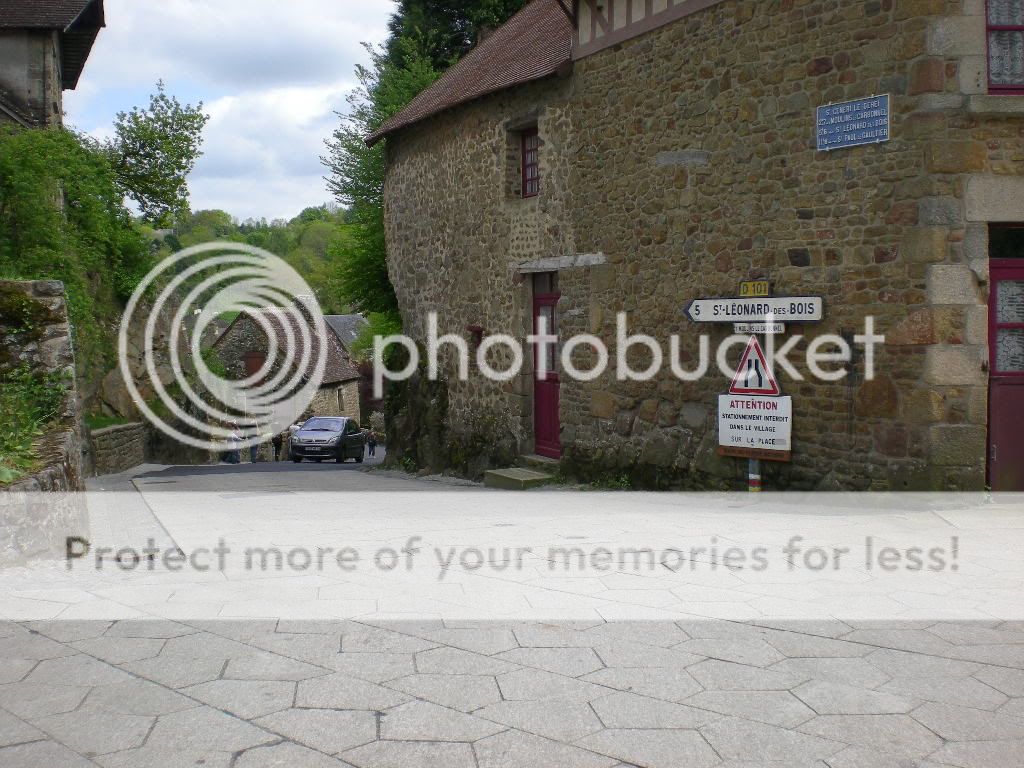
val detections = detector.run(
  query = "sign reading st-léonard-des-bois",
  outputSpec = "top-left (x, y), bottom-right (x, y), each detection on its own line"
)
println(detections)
top-left (685, 296), bottom-right (823, 323)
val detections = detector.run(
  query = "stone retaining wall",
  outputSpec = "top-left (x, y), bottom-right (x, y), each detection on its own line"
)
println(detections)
top-left (1, 280), bottom-right (87, 565)
top-left (90, 423), bottom-right (148, 477)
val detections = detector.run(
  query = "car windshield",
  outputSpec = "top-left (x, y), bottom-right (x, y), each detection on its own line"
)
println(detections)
top-left (302, 418), bottom-right (345, 432)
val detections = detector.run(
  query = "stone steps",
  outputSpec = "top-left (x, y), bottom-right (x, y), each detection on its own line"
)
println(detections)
top-left (517, 453), bottom-right (560, 471)
top-left (484, 467), bottom-right (555, 491)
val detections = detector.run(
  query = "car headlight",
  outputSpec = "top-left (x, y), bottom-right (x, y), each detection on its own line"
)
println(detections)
top-left (327, 436), bottom-right (340, 445)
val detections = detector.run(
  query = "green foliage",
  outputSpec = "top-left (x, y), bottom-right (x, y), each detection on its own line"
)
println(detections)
top-left (167, 207), bottom-right (356, 316)
top-left (348, 311), bottom-right (404, 362)
top-left (201, 346), bottom-right (228, 379)
top-left (590, 471), bottom-right (634, 491)
top-left (84, 412), bottom-right (129, 430)
top-left (386, 0), bottom-right (528, 69)
top-left (107, 80), bottom-right (209, 226)
top-left (0, 365), bottom-right (68, 484)
top-left (323, 43), bottom-right (439, 316)
top-left (322, 2), bottom-right (526, 323)
top-left (0, 125), bottom-right (153, 379)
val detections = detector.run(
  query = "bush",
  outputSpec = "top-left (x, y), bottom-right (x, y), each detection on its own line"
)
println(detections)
top-left (0, 125), bottom-right (153, 381)
top-left (0, 365), bottom-right (68, 484)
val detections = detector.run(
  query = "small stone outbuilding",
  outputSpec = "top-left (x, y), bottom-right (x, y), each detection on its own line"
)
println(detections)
top-left (213, 309), bottom-right (363, 425)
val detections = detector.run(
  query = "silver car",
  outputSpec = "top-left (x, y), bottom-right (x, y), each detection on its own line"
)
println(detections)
top-left (289, 417), bottom-right (366, 463)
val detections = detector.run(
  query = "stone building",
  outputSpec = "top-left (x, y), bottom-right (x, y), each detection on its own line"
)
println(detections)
top-left (0, 0), bottom-right (105, 128)
top-left (213, 309), bottom-right (363, 424)
top-left (370, 0), bottom-right (1024, 491)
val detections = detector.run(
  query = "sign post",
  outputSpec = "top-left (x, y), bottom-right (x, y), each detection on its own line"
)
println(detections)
top-left (717, 337), bottom-right (793, 491)
top-left (687, 285), bottom-right (823, 492)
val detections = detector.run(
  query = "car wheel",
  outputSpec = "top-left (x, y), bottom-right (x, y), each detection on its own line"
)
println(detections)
top-left (356, 454), bottom-right (364, 464)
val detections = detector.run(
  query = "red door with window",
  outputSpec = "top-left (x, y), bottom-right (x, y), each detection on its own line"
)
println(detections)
top-left (533, 274), bottom-right (561, 458)
top-left (989, 259), bottom-right (1024, 491)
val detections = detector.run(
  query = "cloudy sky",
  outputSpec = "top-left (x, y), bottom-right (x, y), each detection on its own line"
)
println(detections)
top-left (65, 0), bottom-right (397, 222)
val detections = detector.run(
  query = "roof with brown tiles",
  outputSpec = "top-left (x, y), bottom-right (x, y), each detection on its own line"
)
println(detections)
top-left (366, 0), bottom-right (573, 146)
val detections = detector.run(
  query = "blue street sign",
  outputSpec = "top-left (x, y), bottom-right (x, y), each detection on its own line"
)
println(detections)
top-left (817, 95), bottom-right (890, 151)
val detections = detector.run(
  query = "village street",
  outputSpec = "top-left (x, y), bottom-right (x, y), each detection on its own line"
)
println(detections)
top-left (1, 465), bottom-right (1024, 767)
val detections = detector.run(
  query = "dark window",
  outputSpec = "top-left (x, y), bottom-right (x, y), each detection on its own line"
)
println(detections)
top-left (303, 417), bottom-right (344, 432)
top-left (991, 224), bottom-right (1024, 258)
top-left (532, 272), bottom-right (559, 295)
top-left (522, 128), bottom-right (540, 198)
top-left (988, 0), bottom-right (1024, 92)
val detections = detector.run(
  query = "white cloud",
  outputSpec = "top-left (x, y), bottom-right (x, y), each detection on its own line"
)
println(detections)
top-left (64, 0), bottom-right (396, 220)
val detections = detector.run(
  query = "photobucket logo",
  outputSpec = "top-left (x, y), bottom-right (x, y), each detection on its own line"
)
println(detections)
top-left (372, 312), bottom-right (884, 397)
top-left (118, 243), bottom-right (326, 452)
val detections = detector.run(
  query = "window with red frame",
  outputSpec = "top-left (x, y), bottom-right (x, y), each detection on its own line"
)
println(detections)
top-left (988, 0), bottom-right (1024, 92)
top-left (522, 128), bottom-right (540, 198)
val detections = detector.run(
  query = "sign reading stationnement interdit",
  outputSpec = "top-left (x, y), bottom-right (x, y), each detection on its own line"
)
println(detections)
top-left (817, 95), bottom-right (890, 151)
top-left (718, 395), bottom-right (793, 454)
top-left (718, 337), bottom-right (793, 462)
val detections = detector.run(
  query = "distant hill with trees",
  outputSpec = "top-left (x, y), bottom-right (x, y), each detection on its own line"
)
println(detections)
top-left (158, 204), bottom-right (356, 317)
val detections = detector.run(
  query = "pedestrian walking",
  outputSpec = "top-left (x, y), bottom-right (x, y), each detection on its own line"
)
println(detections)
top-left (272, 432), bottom-right (284, 462)
top-left (226, 421), bottom-right (242, 465)
top-left (367, 430), bottom-right (378, 457)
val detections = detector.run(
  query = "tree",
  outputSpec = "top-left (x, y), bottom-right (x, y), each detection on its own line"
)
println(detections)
top-left (386, 0), bottom-right (528, 69)
top-left (107, 81), bottom-right (209, 227)
top-left (323, 1), bottom-right (527, 318)
top-left (322, 43), bottom-right (440, 314)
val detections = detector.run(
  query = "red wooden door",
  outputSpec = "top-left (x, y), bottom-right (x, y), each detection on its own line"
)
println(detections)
top-left (989, 261), bottom-right (1024, 491)
top-left (533, 276), bottom-right (561, 459)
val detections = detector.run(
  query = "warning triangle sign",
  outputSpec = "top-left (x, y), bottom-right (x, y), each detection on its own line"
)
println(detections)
top-left (729, 336), bottom-right (781, 396)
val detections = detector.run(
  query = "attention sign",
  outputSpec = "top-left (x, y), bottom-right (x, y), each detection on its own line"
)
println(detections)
top-left (685, 297), bottom-right (824, 323)
top-left (817, 95), bottom-right (890, 151)
top-left (718, 395), bottom-right (793, 455)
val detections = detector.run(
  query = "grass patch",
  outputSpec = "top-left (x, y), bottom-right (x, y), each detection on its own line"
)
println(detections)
top-left (0, 365), bottom-right (68, 485)
top-left (85, 412), bottom-right (130, 431)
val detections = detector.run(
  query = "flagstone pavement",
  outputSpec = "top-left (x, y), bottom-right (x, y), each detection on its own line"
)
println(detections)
top-left (1, 465), bottom-right (1024, 766)
top-left (3, 615), bottom-right (1024, 767)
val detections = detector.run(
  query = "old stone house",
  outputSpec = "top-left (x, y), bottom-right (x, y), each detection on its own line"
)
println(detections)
top-left (0, 0), bottom-right (105, 128)
top-left (371, 0), bottom-right (1024, 491)
top-left (213, 309), bottom-right (363, 425)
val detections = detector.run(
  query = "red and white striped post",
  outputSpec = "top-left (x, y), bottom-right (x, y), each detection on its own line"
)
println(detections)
top-left (748, 458), bottom-right (762, 493)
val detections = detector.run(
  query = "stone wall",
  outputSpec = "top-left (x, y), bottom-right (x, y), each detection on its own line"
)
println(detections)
top-left (90, 423), bottom-right (147, 476)
top-left (383, 0), bottom-right (1023, 490)
top-left (1, 280), bottom-right (87, 564)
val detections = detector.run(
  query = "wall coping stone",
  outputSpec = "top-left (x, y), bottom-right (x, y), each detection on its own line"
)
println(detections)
top-left (90, 422), bottom-right (146, 438)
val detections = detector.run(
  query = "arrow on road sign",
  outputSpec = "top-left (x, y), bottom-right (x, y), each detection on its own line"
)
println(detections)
top-left (729, 337), bottom-right (781, 396)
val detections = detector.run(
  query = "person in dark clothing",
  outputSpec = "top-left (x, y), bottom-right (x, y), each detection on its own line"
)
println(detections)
top-left (367, 431), bottom-right (378, 457)
top-left (272, 432), bottom-right (284, 462)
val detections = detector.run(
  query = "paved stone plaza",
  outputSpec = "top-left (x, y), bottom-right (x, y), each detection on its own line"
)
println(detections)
top-left (1, 465), bottom-right (1023, 767)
